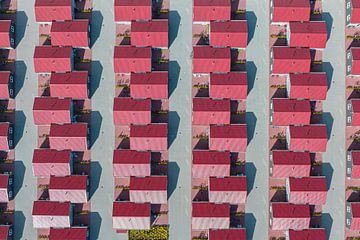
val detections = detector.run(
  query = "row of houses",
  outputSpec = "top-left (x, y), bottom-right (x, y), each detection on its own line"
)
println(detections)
top-left (31, 1), bottom-right (93, 239)
top-left (111, 4), bottom-right (170, 236)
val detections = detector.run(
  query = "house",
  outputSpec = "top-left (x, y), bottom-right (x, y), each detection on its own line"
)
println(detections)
top-left (129, 176), bottom-right (167, 204)
top-left (0, 174), bottom-right (12, 203)
top-left (114, 0), bottom-right (152, 22)
top-left (0, 20), bottom-right (14, 48)
top-left (35, 0), bottom-right (73, 22)
top-left (347, 151), bottom-right (360, 179)
top-left (49, 123), bottom-right (88, 151)
top-left (193, 46), bottom-right (231, 73)
top-left (131, 20), bottom-right (168, 48)
top-left (209, 124), bottom-right (247, 152)
top-left (347, 99), bottom-right (360, 126)
top-left (33, 97), bottom-right (73, 125)
top-left (346, 0), bottom-right (360, 25)
top-left (113, 150), bottom-right (151, 177)
top-left (347, 48), bottom-right (360, 76)
top-left (130, 72), bottom-right (168, 99)
top-left (49, 227), bottom-right (89, 240)
top-left (112, 202), bottom-right (151, 230)
top-left (0, 225), bottom-right (13, 240)
top-left (210, 21), bottom-right (248, 48)
top-left (51, 20), bottom-right (90, 48)
top-left (113, 98), bottom-right (151, 125)
top-left (0, 123), bottom-right (12, 150)
top-left (32, 201), bottom-right (72, 228)
top-left (286, 229), bottom-right (326, 240)
top-left (192, 98), bottom-right (230, 125)
top-left (287, 125), bottom-right (328, 152)
top-left (114, 46), bottom-right (151, 73)
top-left (209, 176), bottom-right (247, 204)
top-left (286, 177), bottom-right (327, 205)
top-left (270, 203), bottom-right (310, 230)
top-left (287, 73), bottom-right (328, 100)
top-left (192, 150), bottom-right (231, 178)
top-left (271, 0), bottom-right (310, 23)
top-left (192, 203), bottom-right (230, 230)
top-left (347, 202), bottom-right (360, 230)
top-left (130, 124), bottom-right (168, 151)
top-left (208, 229), bottom-right (246, 240)
top-left (0, 71), bottom-right (14, 99)
top-left (270, 150), bottom-right (311, 178)
top-left (193, 0), bottom-right (231, 21)
top-left (49, 71), bottom-right (89, 99)
top-left (270, 98), bottom-right (311, 126)
top-left (210, 72), bottom-right (247, 100)
top-left (32, 149), bottom-right (73, 177)
top-left (271, 47), bottom-right (311, 74)
top-left (288, 21), bottom-right (327, 49)
top-left (34, 46), bottom-right (73, 73)
top-left (49, 175), bottom-right (88, 203)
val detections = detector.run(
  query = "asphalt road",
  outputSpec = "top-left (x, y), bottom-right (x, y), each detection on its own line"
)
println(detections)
top-left (321, 1), bottom-right (346, 239)
top-left (168, 0), bottom-right (192, 239)
top-left (244, 0), bottom-right (270, 239)
top-left (89, 1), bottom-right (121, 239)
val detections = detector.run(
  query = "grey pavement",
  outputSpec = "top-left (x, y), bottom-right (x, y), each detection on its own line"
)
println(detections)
top-left (168, 0), bottom-right (192, 239)
top-left (90, 1), bottom-right (121, 240)
top-left (321, 1), bottom-right (346, 239)
top-left (244, 0), bottom-right (269, 239)
top-left (14, 1), bottom-right (37, 239)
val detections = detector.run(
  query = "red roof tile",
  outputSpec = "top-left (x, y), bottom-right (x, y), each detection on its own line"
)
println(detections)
top-left (49, 175), bottom-right (87, 190)
top-left (210, 125), bottom-right (247, 138)
top-left (49, 227), bottom-right (88, 240)
top-left (192, 203), bottom-right (229, 217)
top-left (113, 98), bottom-right (151, 111)
top-left (112, 202), bottom-right (150, 217)
top-left (130, 124), bottom-right (167, 138)
top-left (289, 125), bottom-right (327, 139)
top-left (289, 177), bottom-right (327, 192)
top-left (272, 99), bottom-right (311, 112)
top-left (32, 201), bottom-right (70, 216)
top-left (50, 72), bottom-right (88, 84)
top-left (33, 97), bottom-right (71, 111)
top-left (273, 47), bottom-right (310, 59)
top-left (51, 20), bottom-right (88, 33)
top-left (130, 176), bottom-right (167, 191)
top-left (272, 151), bottom-right (311, 165)
top-left (192, 150), bottom-right (230, 165)
top-left (273, 0), bottom-right (310, 7)
top-left (193, 98), bottom-right (230, 112)
top-left (0, 174), bottom-right (9, 189)
top-left (210, 72), bottom-right (247, 85)
top-left (209, 176), bottom-right (247, 191)
top-left (32, 149), bottom-right (71, 163)
top-left (113, 150), bottom-right (151, 164)
top-left (272, 203), bottom-right (310, 218)
top-left (50, 123), bottom-right (88, 138)
top-left (288, 229), bottom-right (326, 240)
top-left (0, 123), bottom-right (9, 137)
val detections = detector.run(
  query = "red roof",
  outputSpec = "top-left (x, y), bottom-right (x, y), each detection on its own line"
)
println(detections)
top-left (289, 73), bottom-right (327, 86)
top-left (289, 177), bottom-right (327, 192)
top-left (273, 47), bottom-right (310, 60)
top-left (50, 123), bottom-right (88, 138)
top-left (288, 229), bottom-right (326, 240)
top-left (272, 99), bottom-right (310, 112)
top-left (0, 20), bottom-right (12, 48)
top-left (352, 151), bottom-right (360, 166)
top-left (51, 20), bottom-right (89, 47)
top-left (274, 0), bottom-right (309, 7)
top-left (113, 150), bottom-right (151, 164)
top-left (50, 71), bottom-right (88, 84)
top-left (210, 72), bottom-right (247, 100)
top-left (352, 48), bottom-right (360, 60)
top-left (193, 98), bottom-right (230, 112)
top-left (114, 46), bottom-right (151, 73)
top-left (49, 227), bottom-right (88, 240)
top-left (210, 125), bottom-right (247, 138)
top-left (210, 72), bottom-right (247, 85)
top-left (34, 46), bottom-right (72, 58)
top-left (352, 99), bottom-right (360, 113)
top-left (209, 229), bottom-right (246, 240)
top-left (0, 123), bottom-right (9, 137)
top-left (131, 72), bottom-right (167, 85)
top-left (112, 202), bottom-right (150, 217)
top-left (34, 46), bottom-right (72, 73)
top-left (289, 22), bottom-right (327, 49)
top-left (288, 73), bottom-right (328, 100)
top-left (272, 0), bottom-right (310, 22)
top-left (272, 151), bottom-right (311, 165)
top-left (209, 176), bottom-right (247, 192)
top-left (131, 20), bottom-right (168, 48)
top-left (113, 98), bottom-right (151, 111)
top-left (352, 203), bottom-right (360, 218)
top-left (130, 176), bottom-right (167, 191)
top-left (130, 124), bottom-right (167, 138)
top-left (210, 21), bottom-right (248, 48)
top-left (193, 46), bottom-right (230, 73)
top-left (193, 0), bottom-right (231, 21)
top-left (33, 97), bottom-right (71, 111)
top-left (0, 71), bottom-right (11, 84)
top-left (192, 151), bottom-right (230, 165)
top-left (114, 0), bottom-right (152, 21)
top-left (49, 175), bottom-right (87, 190)
top-left (32, 201), bottom-right (70, 216)
top-left (32, 149), bottom-right (71, 163)
top-left (35, 0), bottom-right (73, 22)
top-left (0, 174), bottom-right (9, 189)
top-left (0, 225), bottom-right (10, 240)
top-left (289, 125), bottom-right (327, 139)
top-left (130, 71), bottom-right (168, 99)
top-left (272, 203), bottom-right (310, 218)
top-left (192, 203), bottom-right (229, 218)
top-left (272, 47), bottom-right (311, 74)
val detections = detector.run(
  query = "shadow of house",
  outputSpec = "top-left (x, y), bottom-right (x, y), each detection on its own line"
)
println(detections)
top-left (14, 60), bottom-right (26, 97)
top-left (168, 111), bottom-right (180, 147)
top-left (13, 160), bottom-right (25, 198)
top-left (169, 61), bottom-right (180, 97)
top-left (14, 110), bottom-right (26, 147)
top-left (90, 61), bottom-right (103, 98)
top-left (322, 162), bottom-right (333, 190)
top-left (245, 162), bottom-right (256, 194)
top-left (169, 11), bottom-right (181, 47)
top-left (168, 162), bottom-right (179, 199)
top-left (322, 112), bottom-right (334, 140)
top-left (246, 11), bottom-right (257, 44)
top-left (246, 112), bottom-right (257, 144)
top-left (246, 61), bottom-right (257, 95)
top-left (91, 11), bottom-right (103, 47)
top-left (322, 12), bottom-right (333, 41)
top-left (15, 11), bottom-right (28, 48)
top-left (90, 111), bottom-right (102, 148)
top-left (90, 212), bottom-right (102, 240)
top-left (245, 213), bottom-right (256, 240)
top-left (321, 213), bottom-right (333, 240)
top-left (322, 62), bottom-right (333, 90)
top-left (13, 211), bottom-right (25, 240)
top-left (89, 161), bottom-right (102, 199)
